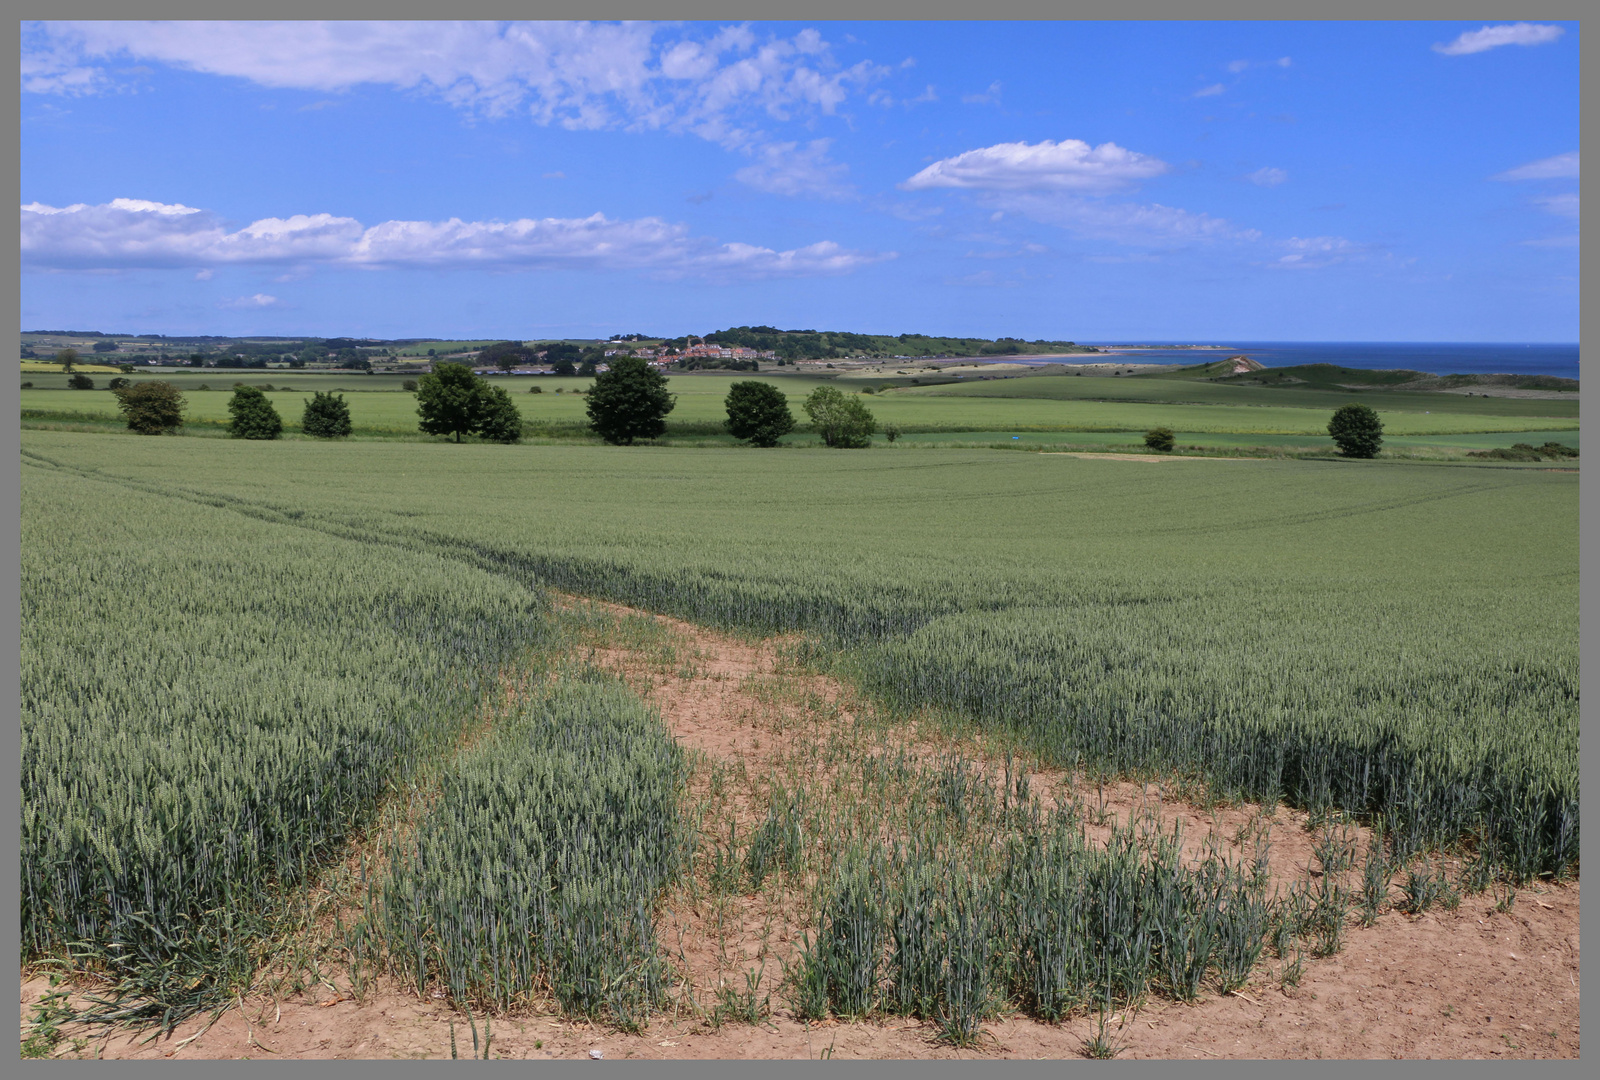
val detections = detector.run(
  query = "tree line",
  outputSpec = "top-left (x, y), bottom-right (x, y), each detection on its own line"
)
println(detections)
top-left (105, 362), bottom-right (1389, 457)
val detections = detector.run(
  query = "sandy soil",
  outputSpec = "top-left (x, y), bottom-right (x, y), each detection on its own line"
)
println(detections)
top-left (22, 597), bottom-right (1579, 1060)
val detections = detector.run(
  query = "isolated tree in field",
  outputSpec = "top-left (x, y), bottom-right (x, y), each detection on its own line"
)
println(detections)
top-left (228, 385), bottom-right (283, 440)
top-left (586, 355), bottom-right (675, 445)
top-left (724, 381), bottom-right (794, 447)
top-left (1328, 403), bottom-right (1383, 458)
top-left (1144, 427), bottom-right (1176, 452)
top-left (417, 362), bottom-right (483, 442)
top-left (415, 362), bottom-right (523, 443)
top-left (302, 391), bottom-right (353, 438)
top-left (55, 348), bottom-right (78, 373)
top-left (803, 385), bottom-right (876, 448)
top-left (67, 373), bottom-right (95, 390)
top-left (113, 380), bottom-right (186, 434)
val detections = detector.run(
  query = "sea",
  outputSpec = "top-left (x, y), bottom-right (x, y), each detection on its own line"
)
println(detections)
top-left (1074, 342), bottom-right (1579, 380)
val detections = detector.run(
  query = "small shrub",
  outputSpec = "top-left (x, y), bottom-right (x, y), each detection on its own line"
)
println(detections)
top-left (402, 379), bottom-right (418, 392)
top-left (108, 377), bottom-right (130, 390)
top-left (1468, 442), bottom-right (1578, 462)
top-left (21, 381), bottom-right (33, 389)
top-left (884, 424), bottom-right (901, 443)
top-left (67, 373), bottom-right (95, 390)
top-left (1144, 427), bottom-right (1175, 452)
top-left (528, 385), bottom-right (542, 394)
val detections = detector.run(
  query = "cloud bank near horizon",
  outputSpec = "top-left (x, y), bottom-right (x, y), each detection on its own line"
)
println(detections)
top-left (20, 198), bottom-right (894, 280)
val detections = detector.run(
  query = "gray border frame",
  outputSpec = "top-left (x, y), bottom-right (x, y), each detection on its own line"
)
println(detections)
top-left (12, 2), bottom-right (1586, 1077)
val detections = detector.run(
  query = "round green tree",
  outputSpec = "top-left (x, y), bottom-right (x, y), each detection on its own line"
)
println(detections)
top-left (415, 362), bottom-right (522, 443)
top-left (1144, 427), bottom-right (1176, 452)
top-left (724, 381), bottom-right (795, 447)
top-left (302, 391), bottom-right (353, 438)
top-left (228, 385), bottom-right (283, 440)
top-left (586, 355), bottom-right (675, 445)
top-left (112, 380), bottom-right (185, 434)
top-left (1328, 403), bottom-right (1383, 458)
top-left (803, 385), bottom-right (876, 448)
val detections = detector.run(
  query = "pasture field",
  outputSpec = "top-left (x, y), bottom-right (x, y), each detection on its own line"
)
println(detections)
top-left (20, 367), bottom-right (1579, 442)
top-left (907, 372), bottom-right (1581, 418)
top-left (20, 428), bottom-right (1577, 1046)
top-left (893, 429), bottom-right (1582, 453)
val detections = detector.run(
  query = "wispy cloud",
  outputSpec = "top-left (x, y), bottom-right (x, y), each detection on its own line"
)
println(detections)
top-left (1192, 83), bottom-right (1224, 98)
top-left (19, 197), bottom-right (893, 281)
top-left (1270, 235), bottom-right (1369, 270)
top-left (1533, 193), bottom-right (1579, 219)
top-left (960, 80), bottom-right (1001, 105)
top-left (1433, 23), bottom-right (1563, 56)
top-left (20, 21), bottom-right (891, 153)
top-left (994, 193), bottom-right (1258, 247)
top-left (1226, 57), bottom-right (1291, 74)
top-left (219, 292), bottom-right (281, 308)
top-left (734, 138), bottom-right (854, 199)
top-left (1246, 166), bottom-right (1288, 187)
top-left (901, 139), bottom-right (1167, 193)
top-left (1492, 151), bottom-right (1578, 181)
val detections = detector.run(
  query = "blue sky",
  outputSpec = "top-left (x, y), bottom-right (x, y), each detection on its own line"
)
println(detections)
top-left (20, 20), bottom-right (1579, 342)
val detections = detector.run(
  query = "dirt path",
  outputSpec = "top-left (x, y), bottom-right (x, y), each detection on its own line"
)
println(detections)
top-left (1043, 452), bottom-right (1259, 463)
top-left (22, 596), bottom-right (1579, 1060)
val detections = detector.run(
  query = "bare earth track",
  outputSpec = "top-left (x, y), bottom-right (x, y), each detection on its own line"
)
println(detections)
top-left (21, 597), bottom-right (1579, 1060)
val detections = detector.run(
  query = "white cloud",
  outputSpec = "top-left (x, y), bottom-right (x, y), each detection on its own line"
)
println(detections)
top-left (220, 293), bottom-right (281, 308)
top-left (1247, 166), bottom-right (1288, 187)
top-left (194, 268), bottom-right (212, 280)
top-left (734, 138), bottom-right (854, 199)
top-left (21, 21), bottom-right (891, 152)
top-left (1433, 23), bottom-right (1564, 56)
top-left (1492, 151), bottom-right (1579, 181)
top-left (901, 139), bottom-right (1168, 193)
top-left (19, 197), bottom-right (892, 280)
top-left (1534, 193), bottom-right (1579, 219)
top-left (1192, 83), bottom-right (1224, 98)
top-left (1226, 60), bottom-right (1249, 74)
